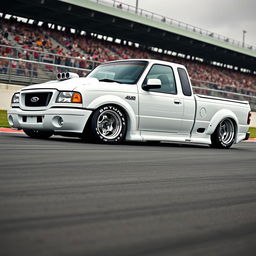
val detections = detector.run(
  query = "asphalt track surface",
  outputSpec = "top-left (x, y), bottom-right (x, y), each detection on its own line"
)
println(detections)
top-left (0, 133), bottom-right (256, 256)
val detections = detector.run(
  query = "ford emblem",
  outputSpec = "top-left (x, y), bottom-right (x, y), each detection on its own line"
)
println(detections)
top-left (31, 96), bottom-right (39, 103)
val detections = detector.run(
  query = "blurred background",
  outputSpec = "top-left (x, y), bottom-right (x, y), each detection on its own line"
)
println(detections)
top-left (0, 0), bottom-right (255, 113)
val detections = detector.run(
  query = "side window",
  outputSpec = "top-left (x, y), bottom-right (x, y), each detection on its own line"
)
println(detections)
top-left (144, 64), bottom-right (177, 94)
top-left (178, 68), bottom-right (192, 96)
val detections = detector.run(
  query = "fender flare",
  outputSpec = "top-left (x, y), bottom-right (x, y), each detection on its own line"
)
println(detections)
top-left (87, 95), bottom-right (137, 132)
top-left (205, 109), bottom-right (239, 136)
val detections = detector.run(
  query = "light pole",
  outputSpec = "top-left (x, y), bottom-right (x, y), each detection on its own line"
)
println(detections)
top-left (135, 0), bottom-right (139, 14)
top-left (242, 30), bottom-right (247, 47)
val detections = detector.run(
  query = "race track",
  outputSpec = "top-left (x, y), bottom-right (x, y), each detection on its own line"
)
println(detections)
top-left (0, 133), bottom-right (256, 256)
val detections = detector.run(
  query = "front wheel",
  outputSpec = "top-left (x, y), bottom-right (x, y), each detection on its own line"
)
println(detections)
top-left (90, 105), bottom-right (127, 143)
top-left (23, 129), bottom-right (53, 139)
top-left (210, 119), bottom-right (236, 149)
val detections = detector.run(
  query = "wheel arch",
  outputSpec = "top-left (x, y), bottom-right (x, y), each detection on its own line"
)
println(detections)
top-left (86, 95), bottom-right (138, 134)
top-left (206, 109), bottom-right (239, 139)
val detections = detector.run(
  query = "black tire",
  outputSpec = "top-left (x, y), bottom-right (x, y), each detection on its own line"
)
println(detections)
top-left (210, 118), bottom-right (236, 149)
top-left (23, 129), bottom-right (53, 139)
top-left (90, 105), bottom-right (127, 143)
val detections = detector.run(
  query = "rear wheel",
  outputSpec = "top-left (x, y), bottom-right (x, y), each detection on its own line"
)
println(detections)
top-left (23, 129), bottom-right (53, 139)
top-left (90, 105), bottom-right (127, 143)
top-left (210, 118), bottom-right (235, 149)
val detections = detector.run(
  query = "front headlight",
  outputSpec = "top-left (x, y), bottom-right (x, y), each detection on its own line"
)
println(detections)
top-left (56, 91), bottom-right (82, 103)
top-left (11, 93), bottom-right (20, 104)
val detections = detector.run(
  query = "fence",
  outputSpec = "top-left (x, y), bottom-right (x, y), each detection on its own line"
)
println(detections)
top-left (0, 44), bottom-right (100, 70)
top-left (192, 85), bottom-right (256, 111)
top-left (0, 56), bottom-right (91, 85)
top-left (0, 56), bottom-right (255, 111)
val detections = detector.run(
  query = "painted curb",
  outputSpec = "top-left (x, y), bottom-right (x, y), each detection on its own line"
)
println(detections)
top-left (246, 138), bottom-right (256, 142)
top-left (0, 128), bottom-right (24, 133)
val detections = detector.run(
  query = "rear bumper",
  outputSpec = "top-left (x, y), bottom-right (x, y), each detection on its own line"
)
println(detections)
top-left (243, 132), bottom-right (250, 141)
top-left (8, 107), bottom-right (92, 133)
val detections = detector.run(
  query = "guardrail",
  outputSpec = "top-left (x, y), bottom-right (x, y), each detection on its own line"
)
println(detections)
top-left (192, 86), bottom-right (256, 112)
top-left (191, 79), bottom-right (255, 97)
top-left (0, 44), bottom-right (100, 70)
top-left (0, 56), bottom-right (91, 85)
top-left (0, 56), bottom-right (255, 111)
top-left (91, 0), bottom-right (256, 51)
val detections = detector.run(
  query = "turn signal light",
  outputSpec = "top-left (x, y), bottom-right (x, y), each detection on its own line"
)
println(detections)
top-left (71, 92), bottom-right (82, 103)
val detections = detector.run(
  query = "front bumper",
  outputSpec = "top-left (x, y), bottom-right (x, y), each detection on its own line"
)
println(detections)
top-left (8, 107), bottom-right (93, 133)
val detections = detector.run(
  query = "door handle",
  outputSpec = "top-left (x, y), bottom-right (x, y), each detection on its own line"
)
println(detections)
top-left (174, 99), bottom-right (182, 104)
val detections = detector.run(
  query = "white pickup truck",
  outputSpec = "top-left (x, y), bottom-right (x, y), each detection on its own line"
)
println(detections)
top-left (8, 59), bottom-right (251, 148)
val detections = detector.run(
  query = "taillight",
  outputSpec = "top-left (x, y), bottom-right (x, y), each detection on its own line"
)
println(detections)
top-left (247, 112), bottom-right (251, 125)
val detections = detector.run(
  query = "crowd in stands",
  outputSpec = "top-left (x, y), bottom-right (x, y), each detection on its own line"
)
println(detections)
top-left (0, 17), bottom-right (255, 96)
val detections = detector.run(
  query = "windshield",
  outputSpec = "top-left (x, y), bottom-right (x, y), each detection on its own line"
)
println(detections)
top-left (88, 61), bottom-right (148, 84)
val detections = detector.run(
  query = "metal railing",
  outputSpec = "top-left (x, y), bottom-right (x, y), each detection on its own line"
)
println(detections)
top-left (192, 86), bottom-right (256, 111)
top-left (191, 79), bottom-right (256, 111)
top-left (91, 0), bottom-right (256, 51)
top-left (0, 44), bottom-right (100, 70)
top-left (0, 56), bottom-right (255, 111)
top-left (0, 56), bottom-right (91, 85)
top-left (191, 79), bottom-right (256, 97)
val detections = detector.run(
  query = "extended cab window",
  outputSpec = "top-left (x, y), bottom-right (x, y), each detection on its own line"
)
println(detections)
top-left (144, 64), bottom-right (177, 94)
top-left (178, 68), bottom-right (192, 96)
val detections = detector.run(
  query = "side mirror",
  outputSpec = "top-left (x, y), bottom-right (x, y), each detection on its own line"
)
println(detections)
top-left (142, 78), bottom-right (161, 91)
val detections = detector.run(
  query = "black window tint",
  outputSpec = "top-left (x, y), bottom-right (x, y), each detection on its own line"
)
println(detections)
top-left (144, 64), bottom-right (177, 94)
top-left (178, 68), bottom-right (192, 96)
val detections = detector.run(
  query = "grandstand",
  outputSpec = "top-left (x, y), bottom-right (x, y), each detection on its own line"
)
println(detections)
top-left (0, 0), bottom-right (255, 110)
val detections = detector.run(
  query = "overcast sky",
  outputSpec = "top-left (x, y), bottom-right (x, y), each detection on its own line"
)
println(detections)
top-left (117, 0), bottom-right (256, 46)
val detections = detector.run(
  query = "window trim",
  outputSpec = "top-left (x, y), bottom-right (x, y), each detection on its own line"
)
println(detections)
top-left (142, 64), bottom-right (177, 95)
top-left (177, 67), bottom-right (192, 97)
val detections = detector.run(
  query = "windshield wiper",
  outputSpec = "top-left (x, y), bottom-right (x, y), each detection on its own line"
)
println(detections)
top-left (98, 78), bottom-right (122, 84)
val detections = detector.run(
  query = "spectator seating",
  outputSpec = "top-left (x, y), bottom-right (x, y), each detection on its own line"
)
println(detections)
top-left (0, 17), bottom-right (255, 96)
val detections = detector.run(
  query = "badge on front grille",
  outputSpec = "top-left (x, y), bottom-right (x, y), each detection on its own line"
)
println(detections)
top-left (31, 96), bottom-right (39, 103)
top-left (25, 92), bottom-right (52, 107)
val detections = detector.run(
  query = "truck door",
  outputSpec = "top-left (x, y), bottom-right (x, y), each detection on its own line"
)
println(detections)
top-left (138, 64), bottom-right (183, 133)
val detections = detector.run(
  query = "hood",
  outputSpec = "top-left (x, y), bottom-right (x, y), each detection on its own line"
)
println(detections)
top-left (21, 78), bottom-right (99, 91)
top-left (20, 77), bottom-right (136, 94)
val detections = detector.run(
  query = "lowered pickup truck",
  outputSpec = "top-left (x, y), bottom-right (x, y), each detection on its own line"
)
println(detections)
top-left (8, 59), bottom-right (251, 148)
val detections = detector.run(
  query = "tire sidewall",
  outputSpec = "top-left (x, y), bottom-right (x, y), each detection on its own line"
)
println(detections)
top-left (211, 119), bottom-right (235, 149)
top-left (91, 105), bottom-right (127, 143)
top-left (217, 125), bottom-right (232, 148)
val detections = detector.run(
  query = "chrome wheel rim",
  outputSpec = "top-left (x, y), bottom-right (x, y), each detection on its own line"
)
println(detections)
top-left (97, 110), bottom-right (122, 140)
top-left (219, 119), bottom-right (235, 145)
